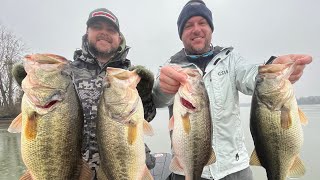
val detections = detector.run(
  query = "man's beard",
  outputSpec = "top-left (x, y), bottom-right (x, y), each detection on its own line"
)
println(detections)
top-left (189, 40), bottom-right (211, 55)
top-left (88, 42), bottom-right (118, 59)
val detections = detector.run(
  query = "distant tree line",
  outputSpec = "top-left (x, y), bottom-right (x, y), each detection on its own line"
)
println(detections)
top-left (239, 96), bottom-right (320, 107)
top-left (297, 96), bottom-right (320, 105)
top-left (0, 24), bottom-right (26, 118)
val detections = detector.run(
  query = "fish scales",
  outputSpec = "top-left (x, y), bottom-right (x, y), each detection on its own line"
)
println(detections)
top-left (250, 63), bottom-right (306, 180)
top-left (9, 54), bottom-right (88, 179)
top-left (170, 68), bottom-right (215, 180)
top-left (97, 67), bottom-right (153, 180)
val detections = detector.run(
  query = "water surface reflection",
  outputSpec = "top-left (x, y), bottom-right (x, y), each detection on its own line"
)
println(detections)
top-left (0, 123), bottom-right (26, 180)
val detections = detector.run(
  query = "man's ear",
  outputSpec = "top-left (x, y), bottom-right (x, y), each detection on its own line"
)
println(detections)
top-left (119, 35), bottom-right (123, 43)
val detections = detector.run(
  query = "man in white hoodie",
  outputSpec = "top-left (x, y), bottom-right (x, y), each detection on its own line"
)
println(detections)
top-left (152, 0), bottom-right (312, 179)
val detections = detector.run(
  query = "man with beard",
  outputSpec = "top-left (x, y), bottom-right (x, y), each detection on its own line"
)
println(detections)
top-left (71, 8), bottom-right (157, 177)
top-left (13, 8), bottom-right (156, 179)
top-left (152, 0), bottom-right (312, 180)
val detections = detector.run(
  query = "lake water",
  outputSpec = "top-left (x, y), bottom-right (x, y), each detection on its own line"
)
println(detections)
top-left (0, 122), bottom-right (25, 180)
top-left (145, 104), bottom-right (320, 180)
top-left (0, 105), bottom-right (319, 180)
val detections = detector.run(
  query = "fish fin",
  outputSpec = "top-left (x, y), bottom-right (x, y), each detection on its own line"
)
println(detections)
top-left (288, 155), bottom-right (306, 178)
top-left (249, 149), bottom-right (261, 166)
top-left (168, 116), bottom-right (174, 131)
top-left (280, 108), bottom-right (292, 129)
top-left (143, 120), bottom-right (154, 136)
top-left (298, 107), bottom-right (308, 125)
top-left (24, 112), bottom-right (38, 140)
top-left (79, 159), bottom-right (94, 180)
top-left (19, 170), bottom-right (33, 180)
top-left (141, 165), bottom-right (154, 180)
top-left (8, 113), bottom-right (22, 133)
top-left (206, 148), bottom-right (216, 165)
top-left (182, 113), bottom-right (191, 134)
top-left (128, 124), bottom-right (137, 145)
top-left (169, 156), bottom-right (184, 174)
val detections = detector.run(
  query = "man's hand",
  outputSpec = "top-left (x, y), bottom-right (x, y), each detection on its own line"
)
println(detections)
top-left (12, 62), bottom-right (26, 87)
top-left (159, 65), bottom-right (187, 94)
top-left (272, 54), bottom-right (312, 84)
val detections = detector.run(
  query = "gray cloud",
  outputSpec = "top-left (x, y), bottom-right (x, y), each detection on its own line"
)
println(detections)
top-left (1, 0), bottom-right (319, 102)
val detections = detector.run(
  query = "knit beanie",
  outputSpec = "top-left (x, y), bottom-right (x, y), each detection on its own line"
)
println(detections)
top-left (177, 0), bottom-right (214, 39)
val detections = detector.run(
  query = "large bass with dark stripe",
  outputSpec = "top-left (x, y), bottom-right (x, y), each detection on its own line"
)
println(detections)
top-left (8, 54), bottom-right (91, 180)
top-left (169, 68), bottom-right (216, 180)
top-left (96, 67), bottom-right (154, 180)
top-left (250, 63), bottom-right (307, 180)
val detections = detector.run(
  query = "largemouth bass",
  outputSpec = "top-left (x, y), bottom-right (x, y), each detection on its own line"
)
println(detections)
top-left (96, 67), bottom-right (154, 180)
top-left (250, 63), bottom-right (307, 180)
top-left (169, 68), bottom-right (216, 180)
top-left (8, 54), bottom-right (91, 180)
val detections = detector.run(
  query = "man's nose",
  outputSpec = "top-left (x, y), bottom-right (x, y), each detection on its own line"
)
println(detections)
top-left (192, 24), bottom-right (201, 34)
top-left (95, 25), bottom-right (110, 33)
top-left (99, 27), bottom-right (109, 33)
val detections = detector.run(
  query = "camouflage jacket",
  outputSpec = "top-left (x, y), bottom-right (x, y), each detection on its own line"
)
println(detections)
top-left (72, 34), bottom-right (156, 171)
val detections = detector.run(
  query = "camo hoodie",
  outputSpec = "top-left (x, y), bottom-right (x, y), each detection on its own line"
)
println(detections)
top-left (72, 33), bottom-right (156, 172)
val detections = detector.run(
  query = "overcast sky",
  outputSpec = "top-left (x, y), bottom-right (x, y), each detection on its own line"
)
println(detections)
top-left (1, 0), bottom-right (319, 102)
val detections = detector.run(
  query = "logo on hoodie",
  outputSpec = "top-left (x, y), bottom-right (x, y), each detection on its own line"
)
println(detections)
top-left (218, 70), bottom-right (228, 76)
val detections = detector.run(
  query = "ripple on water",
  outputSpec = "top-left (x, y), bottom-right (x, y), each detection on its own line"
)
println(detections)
top-left (0, 122), bottom-right (26, 180)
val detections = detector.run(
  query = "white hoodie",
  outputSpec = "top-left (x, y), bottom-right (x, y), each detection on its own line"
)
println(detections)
top-left (152, 46), bottom-right (259, 180)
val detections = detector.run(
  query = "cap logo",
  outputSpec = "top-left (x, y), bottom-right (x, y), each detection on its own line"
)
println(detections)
top-left (186, 2), bottom-right (202, 6)
top-left (92, 11), bottom-right (117, 23)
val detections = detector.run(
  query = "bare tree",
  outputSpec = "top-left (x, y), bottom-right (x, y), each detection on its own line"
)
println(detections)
top-left (0, 24), bottom-right (26, 117)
